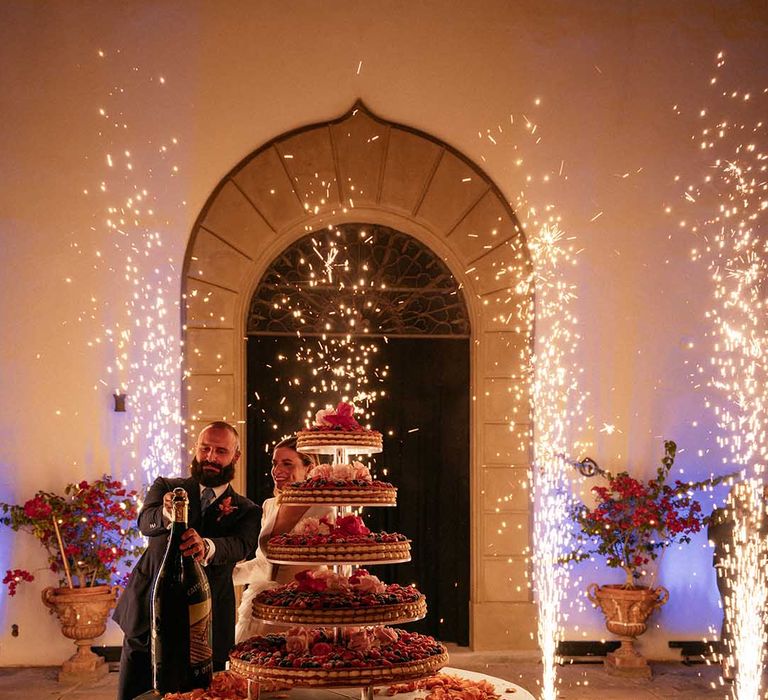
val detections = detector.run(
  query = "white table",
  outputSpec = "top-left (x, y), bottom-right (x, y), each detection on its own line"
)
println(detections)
top-left (252, 667), bottom-right (536, 700)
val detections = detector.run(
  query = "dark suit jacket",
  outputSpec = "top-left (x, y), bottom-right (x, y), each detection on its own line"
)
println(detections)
top-left (113, 476), bottom-right (261, 665)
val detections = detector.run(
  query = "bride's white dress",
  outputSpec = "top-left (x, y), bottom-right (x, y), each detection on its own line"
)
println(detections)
top-left (233, 497), bottom-right (334, 642)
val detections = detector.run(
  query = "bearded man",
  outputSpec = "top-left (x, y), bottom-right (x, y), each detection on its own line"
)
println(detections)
top-left (113, 422), bottom-right (261, 700)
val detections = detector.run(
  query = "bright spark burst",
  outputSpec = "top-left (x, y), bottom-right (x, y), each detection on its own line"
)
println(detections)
top-left (252, 224), bottom-right (393, 442)
top-left (479, 102), bottom-right (587, 699)
top-left (529, 223), bottom-right (582, 700)
top-left (724, 482), bottom-right (768, 698)
top-left (681, 52), bottom-right (768, 696)
top-left (82, 52), bottom-right (184, 488)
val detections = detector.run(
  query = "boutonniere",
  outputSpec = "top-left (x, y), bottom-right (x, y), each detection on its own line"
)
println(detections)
top-left (217, 496), bottom-right (238, 521)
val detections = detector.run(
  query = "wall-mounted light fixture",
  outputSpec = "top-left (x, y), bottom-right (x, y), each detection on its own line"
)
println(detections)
top-left (573, 457), bottom-right (601, 478)
top-left (559, 454), bottom-right (603, 478)
top-left (113, 392), bottom-right (127, 412)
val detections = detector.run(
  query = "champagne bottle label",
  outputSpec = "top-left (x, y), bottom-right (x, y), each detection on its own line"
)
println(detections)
top-left (189, 597), bottom-right (213, 667)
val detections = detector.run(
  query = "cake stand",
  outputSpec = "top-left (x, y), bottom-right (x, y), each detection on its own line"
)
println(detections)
top-left (233, 443), bottom-right (447, 700)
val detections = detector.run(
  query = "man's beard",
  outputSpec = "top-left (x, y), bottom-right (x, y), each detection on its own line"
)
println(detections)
top-left (190, 457), bottom-right (236, 487)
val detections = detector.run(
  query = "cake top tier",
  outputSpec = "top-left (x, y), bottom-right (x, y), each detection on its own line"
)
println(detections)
top-left (296, 402), bottom-right (383, 454)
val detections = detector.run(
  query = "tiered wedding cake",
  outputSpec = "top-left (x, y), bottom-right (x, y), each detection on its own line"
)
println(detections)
top-left (229, 403), bottom-right (448, 694)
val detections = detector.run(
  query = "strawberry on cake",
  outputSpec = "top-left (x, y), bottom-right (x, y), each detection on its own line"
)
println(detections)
top-left (229, 627), bottom-right (448, 688)
top-left (252, 568), bottom-right (427, 625)
top-left (278, 461), bottom-right (397, 506)
top-left (296, 402), bottom-right (383, 453)
top-left (265, 514), bottom-right (410, 564)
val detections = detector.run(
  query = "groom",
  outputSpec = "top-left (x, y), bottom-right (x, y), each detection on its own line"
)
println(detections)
top-left (113, 421), bottom-right (261, 700)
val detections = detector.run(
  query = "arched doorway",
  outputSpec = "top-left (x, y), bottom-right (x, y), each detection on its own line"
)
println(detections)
top-left (181, 103), bottom-right (535, 650)
top-left (246, 222), bottom-right (471, 644)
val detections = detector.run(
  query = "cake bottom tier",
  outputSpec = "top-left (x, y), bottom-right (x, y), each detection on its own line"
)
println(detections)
top-left (229, 629), bottom-right (448, 689)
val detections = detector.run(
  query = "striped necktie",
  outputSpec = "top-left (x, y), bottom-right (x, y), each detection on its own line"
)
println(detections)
top-left (200, 487), bottom-right (215, 513)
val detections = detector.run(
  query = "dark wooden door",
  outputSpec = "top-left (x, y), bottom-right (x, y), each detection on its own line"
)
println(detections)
top-left (246, 336), bottom-right (470, 645)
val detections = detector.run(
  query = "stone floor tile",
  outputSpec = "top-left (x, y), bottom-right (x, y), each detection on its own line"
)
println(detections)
top-left (0, 656), bottom-right (750, 700)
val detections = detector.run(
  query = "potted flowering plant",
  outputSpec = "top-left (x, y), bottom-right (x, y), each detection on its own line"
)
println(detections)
top-left (566, 440), bottom-right (723, 587)
top-left (0, 475), bottom-right (143, 591)
top-left (0, 475), bottom-right (144, 680)
top-left (565, 441), bottom-right (728, 675)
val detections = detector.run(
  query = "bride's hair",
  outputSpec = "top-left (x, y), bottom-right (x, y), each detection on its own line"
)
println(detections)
top-left (273, 435), bottom-right (316, 468)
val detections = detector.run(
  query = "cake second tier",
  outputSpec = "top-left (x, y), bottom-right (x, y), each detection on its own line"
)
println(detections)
top-left (266, 514), bottom-right (411, 564)
top-left (278, 478), bottom-right (397, 506)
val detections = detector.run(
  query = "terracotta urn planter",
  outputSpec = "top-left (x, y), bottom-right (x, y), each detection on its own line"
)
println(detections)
top-left (42, 584), bottom-right (121, 682)
top-left (587, 583), bottom-right (669, 678)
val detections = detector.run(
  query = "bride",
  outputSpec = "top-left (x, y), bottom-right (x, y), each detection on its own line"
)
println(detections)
top-left (233, 436), bottom-right (333, 642)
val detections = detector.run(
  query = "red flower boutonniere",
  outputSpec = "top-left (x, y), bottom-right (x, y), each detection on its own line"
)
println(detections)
top-left (217, 496), bottom-right (238, 521)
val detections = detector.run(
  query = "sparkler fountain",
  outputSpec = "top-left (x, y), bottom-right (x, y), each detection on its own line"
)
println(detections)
top-left (528, 223), bottom-right (582, 700)
top-left (478, 105), bottom-right (588, 699)
top-left (83, 50), bottom-right (185, 489)
top-left (681, 53), bottom-right (768, 698)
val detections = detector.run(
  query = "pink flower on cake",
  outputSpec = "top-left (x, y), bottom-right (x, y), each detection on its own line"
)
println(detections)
top-left (352, 461), bottom-right (372, 481)
top-left (309, 464), bottom-right (333, 480)
top-left (291, 516), bottom-right (332, 537)
top-left (216, 496), bottom-right (238, 521)
top-left (347, 628), bottom-right (372, 653)
top-left (313, 569), bottom-right (346, 591)
top-left (348, 568), bottom-right (370, 583)
top-left (374, 626), bottom-right (399, 646)
top-left (285, 627), bottom-right (310, 654)
top-left (335, 514), bottom-right (370, 537)
top-left (350, 571), bottom-right (386, 595)
top-left (314, 409), bottom-right (331, 427)
top-left (331, 463), bottom-right (356, 480)
top-left (310, 641), bottom-right (332, 657)
top-left (296, 568), bottom-right (347, 592)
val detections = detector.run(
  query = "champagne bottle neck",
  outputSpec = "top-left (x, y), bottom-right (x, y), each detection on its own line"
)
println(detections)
top-left (171, 497), bottom-right (189, 526)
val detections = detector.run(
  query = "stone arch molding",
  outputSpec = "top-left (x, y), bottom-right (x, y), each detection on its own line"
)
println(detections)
top-left (181, 102), bottom-right (535, 650)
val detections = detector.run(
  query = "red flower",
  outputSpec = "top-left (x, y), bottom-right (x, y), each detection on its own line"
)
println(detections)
top-left (335, 514), bottom-right (370, 537)
top-left (322, 402), bottom-right (361, 430)
top-left (2, 569), bottom-right (34, 596)
top-left (310, 642), bottom-right (332, 657)
top-left (295, 570), bottom-right (328, 593)
top-left (23, 496), bottom-right (52, 520)
top-left (216, 496), bottom-right (238, 521)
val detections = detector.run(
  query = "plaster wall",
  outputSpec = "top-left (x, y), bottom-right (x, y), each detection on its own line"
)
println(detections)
top-left (0, 0), bottom-right (765, 665)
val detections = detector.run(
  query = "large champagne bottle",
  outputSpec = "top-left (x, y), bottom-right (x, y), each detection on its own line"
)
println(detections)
top-left (151, 487), bottom-right (213, 694)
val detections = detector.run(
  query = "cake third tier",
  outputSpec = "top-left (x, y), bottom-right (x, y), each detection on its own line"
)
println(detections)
top-left (265, 514), bottom-right (410, 564)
